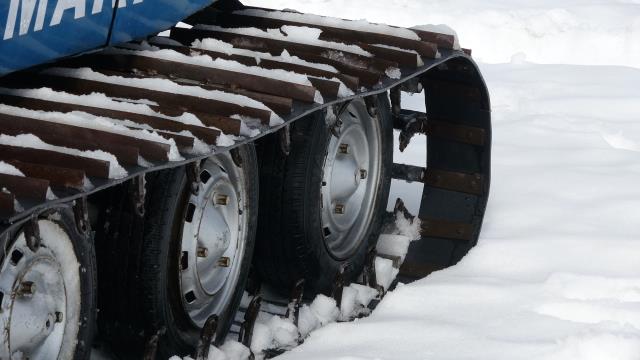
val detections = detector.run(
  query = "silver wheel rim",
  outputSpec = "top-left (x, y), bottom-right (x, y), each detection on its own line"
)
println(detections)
top-left (0, 220), bottom-right (81, 360)
top-left (179, 153), bottom-right (248, 327)
top-left (321, 99), bottom-right (383, 260)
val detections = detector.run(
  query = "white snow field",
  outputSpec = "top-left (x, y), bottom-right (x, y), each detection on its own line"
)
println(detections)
top-left (236, 1), bottom-right (640, 360)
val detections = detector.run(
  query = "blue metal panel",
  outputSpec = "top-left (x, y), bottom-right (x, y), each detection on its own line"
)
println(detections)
top-left (109, 0), bottom-right (216, 45)
top-left (0, 0), bottom-right (116, 76)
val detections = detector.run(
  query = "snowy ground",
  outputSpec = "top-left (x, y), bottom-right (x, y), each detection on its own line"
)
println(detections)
top-left (238, 1), bottom-right (640, 359)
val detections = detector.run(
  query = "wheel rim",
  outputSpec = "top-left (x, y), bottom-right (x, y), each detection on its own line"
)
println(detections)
top-left (321, 99), bottom-right (383, 260)
top-left (179, 154), bottom-right (247, 327)
top-left (0, 220), bottom-right (81, 360)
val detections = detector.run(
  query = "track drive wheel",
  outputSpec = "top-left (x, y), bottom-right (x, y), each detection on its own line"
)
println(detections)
top-left (138, 145), bottom-right (257, 358)
top-left (0, 213), bottom-right (96, 359)
top-left (256, 94), bottom-right (393, 295)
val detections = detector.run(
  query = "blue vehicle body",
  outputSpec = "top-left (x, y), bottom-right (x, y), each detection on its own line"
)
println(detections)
top-left (0, 0), bottom-right (215, 77)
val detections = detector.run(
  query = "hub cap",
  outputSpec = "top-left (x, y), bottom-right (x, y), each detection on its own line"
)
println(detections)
top-left (179, 154), bottom-right (247, 327)
top-left (0, 220), bottom-right (81, 360)
top-left (321, 99), bottom-right (383, 260)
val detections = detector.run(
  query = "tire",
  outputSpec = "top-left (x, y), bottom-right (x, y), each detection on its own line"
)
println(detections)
top-left (140, 146), bottom-right (258, 359)
top-left (97, 145), bottom-right (258, 359)
top-left (255, 94), bottom-right (393, 296)
top-left (0, 211), bottom-right (96, 360)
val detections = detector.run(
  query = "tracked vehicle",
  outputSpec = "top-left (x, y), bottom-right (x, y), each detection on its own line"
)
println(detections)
top-left (0, 0), bottom-right (491, 358)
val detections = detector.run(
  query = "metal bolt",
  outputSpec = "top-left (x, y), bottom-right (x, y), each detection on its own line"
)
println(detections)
top-left (215, 194), bottom-right (229, 206)
top-left (17, 281), bottom-right (35, 297)
top-left (334, 204), bottom-right (345, 214)
top-left (55, 312), bottom-right (64, 323)
top-left (197, 247), bottom-right (209, 258)
top-left (338, 143), bottom-right (350, 154)
top-left (217, 257), bottom-right (231, 267)
top-left (360, 169), bottom-right (368, 179)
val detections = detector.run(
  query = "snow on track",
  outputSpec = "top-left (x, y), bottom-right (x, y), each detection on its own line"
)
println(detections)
top-left (113, 42), bottom-right (350, 99)
top-left (43, 67), bottom-right (284, 126)
top-left (236, 8), bottom-right (423, 41)
top-left (194, 24), bottom-right (373, 58)
top-left (0, 104), bottom-right (184, 162)
top-left (0, 134), bottom-right (128, 179)
top-left (0, 161), bottom-right (24, 177)
top-left (109, 45), bottom-right (318, 91)
top-left (186, 38), bottom-right (338, 73)
top-left (0, 161), bottom-right (57, 201)
top-left (0, 87), bottom-right (217, 130)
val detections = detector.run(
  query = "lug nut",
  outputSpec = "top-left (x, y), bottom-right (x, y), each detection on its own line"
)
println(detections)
top-left (360, 169), bottom-right (368, 179)
top-left (196, 247), bottom-right (209, 258)
top-left (338, 143), bottom-right (350, 154)
top-left (17, 281), bottom-right (35, 297)
top-left (334, 204), bottom-right (345, 214)
top-left (215, 194), bottom-right (229, 206)
top-left (217, 257), bottom-right (231, 267)
top-left (55, 311), bottom-right (64, 323)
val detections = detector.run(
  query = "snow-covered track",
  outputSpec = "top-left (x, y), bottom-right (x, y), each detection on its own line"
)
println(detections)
top-left (0, 5), bottom-right (491, 284)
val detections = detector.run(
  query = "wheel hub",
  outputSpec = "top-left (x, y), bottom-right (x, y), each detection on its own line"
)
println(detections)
top-left (0, 220), bottom-right (80, 360)
top-left (321, 99), bottom-right (383, 259)
top-left (179, 155), bottom-right (247, 327)
top-left (8, 260), bottom-right (64, 353)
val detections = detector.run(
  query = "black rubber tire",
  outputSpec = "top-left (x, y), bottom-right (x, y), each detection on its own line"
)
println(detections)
top-left (96, 145), bottom-right (258, 359)
top-left (58, 210), bottom-right (98, 360)
top-left (255, 94), bottom-right (393, 296)
top-left (63, 210), bottom-right (98, 360)
top-left (0, 210), bottom-right (97, 360)
top-left (141, 145), bottom-right (258, 358)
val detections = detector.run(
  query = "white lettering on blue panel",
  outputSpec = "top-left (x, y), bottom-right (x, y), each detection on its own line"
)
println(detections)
top-left (3, 0), bottom-right (144, 40)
